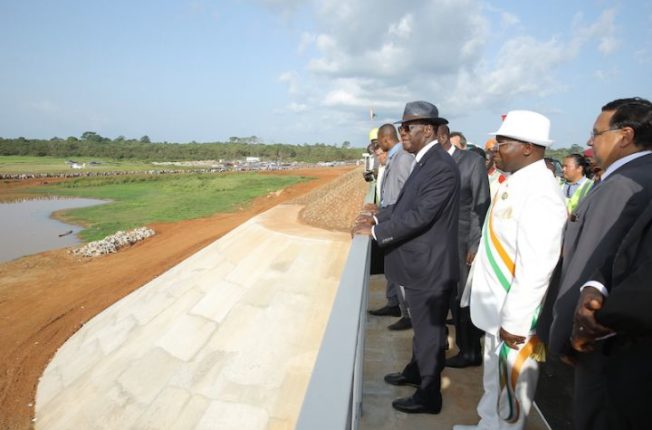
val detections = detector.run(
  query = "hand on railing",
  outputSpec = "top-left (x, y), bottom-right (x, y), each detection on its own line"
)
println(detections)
top-left (351, 222), bottom-right (372, 238)
top-left (361, 203), bottom-right (379, 214)
top-left (351, 213), bottom-right (375, 238)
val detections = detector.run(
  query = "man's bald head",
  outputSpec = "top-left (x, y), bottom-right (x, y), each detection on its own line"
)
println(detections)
top-left (378, 123), bottom-right (400, 151)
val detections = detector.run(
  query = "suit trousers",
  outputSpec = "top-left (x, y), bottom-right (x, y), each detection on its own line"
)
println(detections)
top-left (401, 283), bottom-right (452, 395)
top-left (573, 337), bottom-right (652, 430)
top-left (386, 281), bottom-right (408, 316)
top-left (450, 297), bottom-right (483, 359)
top-left (476, 333), bottom-right (538, 430)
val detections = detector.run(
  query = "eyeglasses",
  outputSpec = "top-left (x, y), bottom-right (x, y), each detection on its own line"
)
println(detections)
top-left (589, 127), bottom-right (621, 140)
top-left (490, 140), bottom-right (520, 153)
top-left (398, 123), bottom-right (426, 133)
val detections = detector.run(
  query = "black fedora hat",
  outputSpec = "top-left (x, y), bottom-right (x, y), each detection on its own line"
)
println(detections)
top-left (394, 101), bottom-right (448, 125)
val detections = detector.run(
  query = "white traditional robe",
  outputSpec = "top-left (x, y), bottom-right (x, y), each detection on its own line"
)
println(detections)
top-left (468, 159), bottom-right (566, 430)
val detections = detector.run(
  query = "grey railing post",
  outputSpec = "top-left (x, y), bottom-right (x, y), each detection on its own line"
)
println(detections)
top-left (296, 181), bottom-right (376, 430)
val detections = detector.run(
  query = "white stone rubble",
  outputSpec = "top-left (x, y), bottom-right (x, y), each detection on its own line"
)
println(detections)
top-left (71, 227), bottom-right (155, 257)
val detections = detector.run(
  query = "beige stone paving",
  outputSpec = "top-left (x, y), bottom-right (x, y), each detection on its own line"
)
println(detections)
top-left (361, 275), bottom-right (550, 430)
top-left (35, 205), bottom-right (350, 430)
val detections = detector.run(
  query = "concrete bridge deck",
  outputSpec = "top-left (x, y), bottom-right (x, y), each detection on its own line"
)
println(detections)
top-left (361, 275), bottom-right (550, 430)
top-left (35, 204), bottom-right (350, 430)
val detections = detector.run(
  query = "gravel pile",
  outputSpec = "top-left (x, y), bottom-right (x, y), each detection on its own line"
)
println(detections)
top-left (71, 227), bottom-right (156, 257)
top-left (294, 167), bottom-right (369, 231)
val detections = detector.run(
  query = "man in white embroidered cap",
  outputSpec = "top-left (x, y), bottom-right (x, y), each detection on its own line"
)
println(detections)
top-left (454, 111), bottom-right (567, 430)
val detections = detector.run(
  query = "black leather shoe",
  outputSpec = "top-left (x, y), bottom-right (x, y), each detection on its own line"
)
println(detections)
top-left (445, 353), bottom-right (482, 368)
top-left (368, 304), bottom-right (401, 317)
top-left (392, 394), bottom-right (442, 414)
top-left (387, 317), bottom-right (412, 331)
top-left (384, 372), bottom-right (421, 387)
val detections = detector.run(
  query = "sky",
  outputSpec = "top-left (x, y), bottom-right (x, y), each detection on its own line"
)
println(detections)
top-left (1, 0), bottom-right (651, 148)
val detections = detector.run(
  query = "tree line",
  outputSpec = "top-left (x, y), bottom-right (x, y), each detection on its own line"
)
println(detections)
top-left (0, 133), bottom-right (360, 163)
top-left (0, 132), bottom-right (585, 163)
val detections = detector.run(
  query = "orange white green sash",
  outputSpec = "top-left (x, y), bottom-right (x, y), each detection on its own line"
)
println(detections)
top-left (483, 192), bottom-right (546, 422)
top-left (482, 195), bottom-right (515, 292)
top-left (497, 314), bottom-right (545, 423)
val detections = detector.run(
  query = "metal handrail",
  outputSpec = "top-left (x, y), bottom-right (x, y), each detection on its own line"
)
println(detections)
top-left (296, 182), bottom-right (375, 430)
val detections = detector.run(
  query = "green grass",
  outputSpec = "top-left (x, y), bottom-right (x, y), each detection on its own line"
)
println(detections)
top-left (0, 155), bottom-right (188, 174)
top-left (25, 173), bottom-right (308, 241)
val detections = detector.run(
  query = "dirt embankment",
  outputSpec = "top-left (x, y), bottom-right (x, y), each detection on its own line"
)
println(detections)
top-left (295, 167), bottom-right (369, 231)
top-left (0, 166), bottom-right (358, 430)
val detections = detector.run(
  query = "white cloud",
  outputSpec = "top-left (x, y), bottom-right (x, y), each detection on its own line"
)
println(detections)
top-left (501, 11), bottom-right (520, 27)
top-left (571, 9), bottom-right (620, 55)
top-left (266, 1), bottom-right (630, 142)
top-left (278, 71), bottom-right (301, 95)
top-left (388, 14), bottom-right (413, 39)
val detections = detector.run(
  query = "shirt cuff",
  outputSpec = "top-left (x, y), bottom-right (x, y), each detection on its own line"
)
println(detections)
top-left (371, 225), bottom-right (377, 240)
top-left (580, 281), bottom-right (609, 297)
top-left (373, 215), bottom-right (378, 224)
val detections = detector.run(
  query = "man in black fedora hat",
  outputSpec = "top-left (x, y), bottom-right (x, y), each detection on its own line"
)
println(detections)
top-left (353, 100), bottom-right (460, 414)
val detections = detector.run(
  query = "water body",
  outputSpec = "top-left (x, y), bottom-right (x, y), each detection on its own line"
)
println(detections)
top-left (0, 197), bottom-right (108, 263)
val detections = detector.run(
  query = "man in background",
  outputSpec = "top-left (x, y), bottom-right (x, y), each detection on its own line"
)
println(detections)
top-left (367, 124), bottom-right (415, 331)
top-left (363, 128), bottom-right (380, 183)
top-left (373, 144), bottom-right (387, 204)
top-left (561, 153), bottom-right (593, 213)
top-left (583, 147), bottom-right (603, 183)
top-left (451, 131), bottom-right (468, 150)
top-left (438, 125), bottom-right (490, 368)
top-left (484, 138), bottom-right (506, 198)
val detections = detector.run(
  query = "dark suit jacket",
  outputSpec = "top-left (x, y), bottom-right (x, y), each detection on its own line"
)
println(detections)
top-left (452, 149), bottom-right (490, 295)
top-left (542, 153), bottom-right (652, 354)
top-left (593, 199), bottom-right (652, 335)
top-left (374, 142), bottom-right (460, 289)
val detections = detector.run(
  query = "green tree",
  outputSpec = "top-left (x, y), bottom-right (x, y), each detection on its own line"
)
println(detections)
top-left (81, 131), bottom-right (102, 142)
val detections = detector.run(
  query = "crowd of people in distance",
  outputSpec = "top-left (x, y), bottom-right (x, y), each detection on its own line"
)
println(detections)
top-left (352, 98), bottom-right (652, 430)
